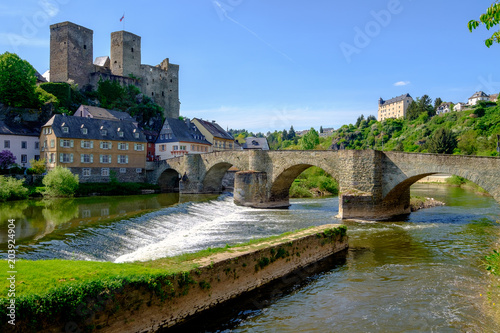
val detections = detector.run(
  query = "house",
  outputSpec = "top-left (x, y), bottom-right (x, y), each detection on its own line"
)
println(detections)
top-left (377, 93), bottom-right (413, 121)
top-left (242, 137), bottom-right (269, 150)
top-left (0, 121), bottom-right (40, 168)
top-left (296, 130), bottom-right (310, 137)
top-left (74, 105), bottom-right (136, 124)
top-left (468, 91), bottom-right (490, 106)
top-left (454, 102), bottom-right (467, 112)
top-left (490, 93), bottom-right (499, 103)
top-left (192, 118), bottom-right (234, 151)
top-left (143, 130), bottom-right (158, 161)
top-left (40, 114), bottom-right (147, 182)
top-left (155, 118), bottom-right (211, 160)
top-left (319, 127), bottom-right (334, 138)
top-left (436, 102), bottom-right (452, 115)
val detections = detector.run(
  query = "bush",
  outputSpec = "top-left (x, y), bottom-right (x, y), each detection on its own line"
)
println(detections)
top-left (28, 158), bottom-right (46, 175)
top-left (0, 150), bottom-right (16, 170)
top-left (42, 166), bottom-right (79, 197)
top-left (0, 176), bottom-right (28, 201)
top-left (35, 86), bottom-right (59, 108)
top-left (39, 82), bottom-right (71, 108)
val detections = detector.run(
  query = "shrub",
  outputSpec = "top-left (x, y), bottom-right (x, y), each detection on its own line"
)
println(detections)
top-left (0, 176), bottom-right (28, 201)
top-left (35, 86), bottom-right (59, 108)
top-left (39, 82), bottom-right (71, 108)
top-left (0, 150), bottom-right (16, 170)
top-left (28, 158), bottom-right (46, 175)
top-left (42, 166), bottom-right (79, 197)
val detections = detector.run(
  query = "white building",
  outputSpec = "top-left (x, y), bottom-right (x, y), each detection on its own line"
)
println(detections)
top-left (155, 118), bottom-right (212, 160)
top-left (436, 102), bottom-right (451, 115)
top-left (468, 91), bottom-right (490, 106)
top-left (0, 121), bottom-right (40, 168)
top-left (454, 102), bottom-right (467, 112)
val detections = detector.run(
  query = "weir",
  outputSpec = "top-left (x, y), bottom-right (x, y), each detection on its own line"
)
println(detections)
top-left (147, 150), bottom-right (500, 220)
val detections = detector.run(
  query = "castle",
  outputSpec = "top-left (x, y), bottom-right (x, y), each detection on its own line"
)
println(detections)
top-left (48, 21), bottom-right (180, 119)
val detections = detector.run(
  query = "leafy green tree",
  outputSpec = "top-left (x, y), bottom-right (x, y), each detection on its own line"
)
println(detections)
top-left (42, 166), bottom-right (79, 197)
top-left (427, 128), bottom-right (457, 154)
top-left (97, 79), bottom-right (125, 108)
top-left (406, 100), bottom-right (420, 120)
top-left (366, 115), bottom-right (377, 122)
top-left (0, 176), bottom-right (28, 201)
top-left (434, 97), bottom-right (443, 111)
top-left (320, 125), bottom-right (324, 133)
top-left (300, 128), bottom-right (320, 150)
top-left (281, 129), bottom-right (288, 142)
top-left (0, 52), bottom-right (37, 107)
top-left (28, 158), bottom-right (46, 174)
top-left (468, 2), bottom-right (500, 47)
top-left (355, 114), bottom-right (365, 127)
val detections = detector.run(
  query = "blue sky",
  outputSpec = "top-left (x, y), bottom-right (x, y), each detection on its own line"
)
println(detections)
top-left (0, 0), bottom-right (498, 133)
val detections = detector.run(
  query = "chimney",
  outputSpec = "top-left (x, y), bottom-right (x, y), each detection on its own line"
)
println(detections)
top-left (185, 117), bottom-right (191, 129)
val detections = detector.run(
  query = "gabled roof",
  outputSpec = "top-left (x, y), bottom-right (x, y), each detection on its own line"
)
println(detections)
top-left (0, 120), bottom-right (40, 137)
top-left (379, 93), bottom-right (412, 106)
top-left (156, 118), bottom-right (210, 145)
top-left (469, 91), bottom-right (489, 99)
top-left (75, 105), bottom-right (136, 122)
top-left (42, 114), bottom-right (146, 142)
top-left (242, 137), bottom-right (269, 150)
top-left (192, 118), bottom-right (233, 140)
top-left (94, 56), bottom-right (110, 67)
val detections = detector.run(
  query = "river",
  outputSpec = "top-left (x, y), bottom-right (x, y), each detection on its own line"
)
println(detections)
top-left (1, 184), bottom-right (499, 332)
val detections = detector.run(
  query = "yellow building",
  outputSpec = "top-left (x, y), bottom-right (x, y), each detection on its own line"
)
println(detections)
top-left (40, 114), bottom-right (147, 182)
top-left (378, 93), bottom-right (413, 121)
top-left (192, 118), bottom-right (234, 151)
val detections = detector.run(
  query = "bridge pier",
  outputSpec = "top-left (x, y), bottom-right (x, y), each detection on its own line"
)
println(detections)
top-left (338, 189), bottom-right (411, 220)
top-left (233, 171), bottom-right (289, 208)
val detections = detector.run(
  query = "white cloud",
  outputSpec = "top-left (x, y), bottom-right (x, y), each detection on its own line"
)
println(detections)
top-left (394, 81), bottom-right (410, 86)
top-left (0, 33), bottom-right (48, 48)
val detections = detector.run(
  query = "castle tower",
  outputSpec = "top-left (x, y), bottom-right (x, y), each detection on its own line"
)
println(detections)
top-left (49, 21), bottom-right (93, 87)
top-left (110, 31), bottom-right (141, 78)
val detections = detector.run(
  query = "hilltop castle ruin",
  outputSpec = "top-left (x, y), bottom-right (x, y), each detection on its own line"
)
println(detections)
top-left (48, 21), bottom-right (180, 118)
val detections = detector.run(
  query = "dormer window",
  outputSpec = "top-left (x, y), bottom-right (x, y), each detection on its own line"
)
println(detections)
top-left (81, 127), bottom-right (88, 135)
top-left (134, 132), bottom-right (139, 138)
top-left (101, 129), bottom-right (107, 136)
top-left (118, 131), bottom-right (124, 137)
top-left (62, 127), bottom-right (69, 134)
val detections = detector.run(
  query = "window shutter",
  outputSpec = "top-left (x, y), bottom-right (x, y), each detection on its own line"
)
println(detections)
top-left (60, 140), bottom-right (63, 147)
top-left (100, 142), bottom-right (103, 149)
top-left (126, 155), bottom-right (129, 164)
top-left (81, 141), bottom-right (84, 148)
top-left (70, 140), bottom-right (74, 148)
top-left (100, 155), bottom-right (103, 163)
top-left (81, 154), bottom-right (84, 163)
top-left (90, 154), bottom-right (93, 163)
top-left (59, 153), bottom-right (63, 162)
top-left (109, 142), bottom-right (112, 149)
top-left (108, 155), bottom-right (112, 163)
top-left (91, 141), bottom-right (94, 149)
top-left (126, 143), bottom-right (129, 150)
top-left (70, 153), bottom-right (73, 163)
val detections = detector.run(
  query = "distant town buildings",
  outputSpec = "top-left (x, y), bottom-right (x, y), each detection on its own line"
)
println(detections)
top-left (468, 91), bottom-right (490, 106)
top-left (192, 118), bottom-right (234, 151)
top-left (0, 121), bottom-right (40, 168)
top-left (453, 102), bottom-right (467, 112)
top-left (377, 93), bottom-right (413, 121)
top-left (242, 137), bottom-right (269, 150)
top-left (436, 102), bottom-right (452, 115)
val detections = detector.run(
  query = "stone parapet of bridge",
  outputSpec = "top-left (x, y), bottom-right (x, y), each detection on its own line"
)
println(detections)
top-left (146, 150), bottom-right (500, 220)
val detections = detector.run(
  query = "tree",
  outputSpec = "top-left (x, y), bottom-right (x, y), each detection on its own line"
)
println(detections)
top-left (0, 150), bottom-right (16, 170)
top-left (300, 128), bottom-right (320, 150)
top-left (0, 52), bottom-right (37, 107)
top-left (281, 129), bottom-right (288, 142)
top-left (468, 2), bottom-right (500, 47)
top-left (28, 158), bottom-right (46, 174)
top-left (42, 166), bottom-right (79, 197)
top-left (355, 114), bottom-right (365, 127)
top-left (320, 126), bottom-right (324, 133)
top-left (406, 100), bottom-right (420, 120)
top-left (434, 97), bottom-right (443, 111)
top-left (288, 126), bottom-right (296, 140)
top-left (427, 128), bottom-right (457, 154)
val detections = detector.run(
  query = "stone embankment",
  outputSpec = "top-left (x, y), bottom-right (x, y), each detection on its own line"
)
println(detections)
top-left (12, 225), bottom-right (348, 333)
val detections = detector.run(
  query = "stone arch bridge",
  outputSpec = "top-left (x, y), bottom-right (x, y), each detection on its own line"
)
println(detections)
top-left (146, 150), bottom-right (500, 220)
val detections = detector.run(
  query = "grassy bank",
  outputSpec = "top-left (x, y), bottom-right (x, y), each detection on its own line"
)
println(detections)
top-left (445, 175), bottom-right (489, 195)
top-left (290, 166), bottom-right (339, 198)
top-left (0, 225), bottom-right (347, 329)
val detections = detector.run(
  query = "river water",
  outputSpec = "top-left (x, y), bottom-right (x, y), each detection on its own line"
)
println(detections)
top-left (1, 184), bottom-right (500, 332)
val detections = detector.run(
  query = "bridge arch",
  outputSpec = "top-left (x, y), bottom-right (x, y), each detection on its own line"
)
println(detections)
top-left (203, 162), bottom-right (234, 193)
top-left (158, 168), bottom-right (181, 193)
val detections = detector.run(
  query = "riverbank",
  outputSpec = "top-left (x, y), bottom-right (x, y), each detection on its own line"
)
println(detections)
top-left (0, 224), bottom-right (347, 332)
top-left (410, 196), bottom-right (445, 212)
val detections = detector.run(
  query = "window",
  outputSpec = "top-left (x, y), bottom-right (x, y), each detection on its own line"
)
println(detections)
top-left (229, 143), bottom-right (233, 149)
top-left (118, 155), bottom-right (128, 164)
top-left (118, 143), bottom-right (128, 150)
top-left (61, 139), bottom-right (73, 148)
top-left (21, 141), bottom-right (27, 149)
top-left (81, 128), bottom-right (88, 135)
top-left (134, 132), bottom-right (139, 138)
top-left (173, 145), bottom-right (178, 150)
top-left (34, 155), bottom-right (40, 161)
top-left (49, 153), bottom-right (55, 163)
top-left (180, 145), bottom-right (186, 151)
top-left (35, 142), bottom-right (39, 149)
top-left (82, 168), bottom-right (91, 177)
top-left (160, 144), bottom-right (166, 152)
top-left (161, 134), bottom-right (165, 140)
top-left (168, 133), bottom-right (172, 139)
top-left (50, 139), bottom-right (55, 148)
top-left (82, 209), bottom-right (91, 218)
top-left (134, 143), bottom-right (144, 151)
top-left (136, 168), bottom-right (142, 173)
top-left (81, 141), bottom-right (93, 149)
top-left (101, 129), bottom-right (107, 136)
top-left (101, 168), bottom-right (110, 176)
top-left (62, 127), bottom-right (69, 133)
top-left (21, 155), bottom-right (27, 163)
top-left (100, 155), bottom-right (111, 164)
top-left (81, 154), bottom-right (93, 163)
top-left (118, 131), bottom-right (124, 137)
top-left (59, 153), bottom-right (73, 163)
top-left (191, 145), bottom-right (194, 151)
top-left (100, 142), bottom-right (111, 149)
top-left (120, 168), bottom-right (126, 174)
top-left (43, 128), bottom-right (52, 134)
top-left (4, 140), bottom-right (9, 148)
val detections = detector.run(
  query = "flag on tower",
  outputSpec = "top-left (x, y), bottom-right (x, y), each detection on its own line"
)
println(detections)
top-left (120, 14), bottom-right (125, 22)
